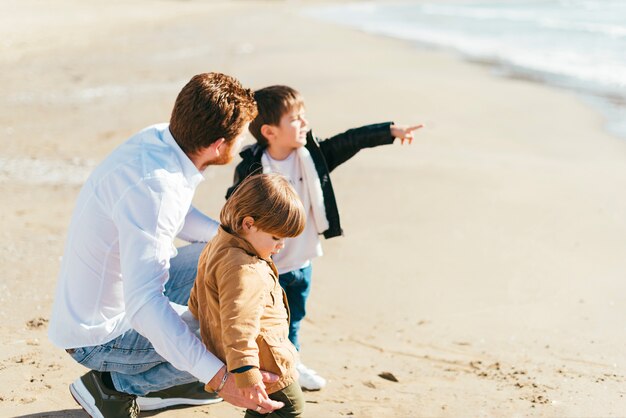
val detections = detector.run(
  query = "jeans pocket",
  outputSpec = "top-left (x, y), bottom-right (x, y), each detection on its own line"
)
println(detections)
top-left (69, 346), bottom-right (99, 367)
top-left (101, 359), bottom-right (163, 374)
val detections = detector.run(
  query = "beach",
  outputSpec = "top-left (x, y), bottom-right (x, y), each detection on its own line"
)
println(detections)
top-left (2, 0), bottom-right (626, 417)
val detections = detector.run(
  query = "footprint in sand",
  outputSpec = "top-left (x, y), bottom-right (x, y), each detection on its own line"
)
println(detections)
top-left (26, 317), bottom-right (48, 330)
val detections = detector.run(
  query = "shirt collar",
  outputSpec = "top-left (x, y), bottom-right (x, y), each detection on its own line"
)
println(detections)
top-left (162, 125), bottom-right (205, 188)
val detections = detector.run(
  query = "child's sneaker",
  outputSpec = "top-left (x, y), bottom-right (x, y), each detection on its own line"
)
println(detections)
top-left (69, 370), bottom-right (139, 418)
top-left (136, 381), bottom-right (222, 411)
top-left (297, 363), bottom-right (326, 391)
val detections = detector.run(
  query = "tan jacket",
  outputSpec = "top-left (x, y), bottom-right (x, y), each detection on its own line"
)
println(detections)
top-left (189, 227), bottom-right (298, 393)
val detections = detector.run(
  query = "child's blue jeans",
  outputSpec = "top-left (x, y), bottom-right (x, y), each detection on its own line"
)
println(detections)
top-left (278, 264), bottom-right (312, 351)
top-left (66, 243), bottom-right (204, 396)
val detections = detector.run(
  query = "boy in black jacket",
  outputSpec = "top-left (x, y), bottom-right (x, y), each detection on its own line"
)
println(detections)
top-left (226, 85), bottom-right (422, 390)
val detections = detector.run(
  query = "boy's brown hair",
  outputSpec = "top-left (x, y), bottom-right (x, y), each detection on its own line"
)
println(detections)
top-left (170, 72), bottom-right (258, 154)
top-left (249, 85), bottom-right (304, 147)
top-left (221, 173), bottom-right (306, 238)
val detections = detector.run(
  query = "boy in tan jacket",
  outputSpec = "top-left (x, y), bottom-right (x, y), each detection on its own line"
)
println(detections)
top-left (189, 173), bottom-right (306, 417)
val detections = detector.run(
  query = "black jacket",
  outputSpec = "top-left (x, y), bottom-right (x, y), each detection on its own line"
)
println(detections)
top-left (226, 122), bottom-right (394, 239)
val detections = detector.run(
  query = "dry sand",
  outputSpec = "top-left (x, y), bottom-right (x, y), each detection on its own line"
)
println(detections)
top-left (2, 0), bottom-right (626, 417)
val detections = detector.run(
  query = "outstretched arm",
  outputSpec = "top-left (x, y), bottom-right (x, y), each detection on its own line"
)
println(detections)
top-left (318, 122), bottom-right (395, 172)
top-left (318, 122), bottom-right (424, 172)
top-left (390, 123), bottom-right (424, 145)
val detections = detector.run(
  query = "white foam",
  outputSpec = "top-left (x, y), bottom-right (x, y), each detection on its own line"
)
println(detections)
top-left (420, 3), bottom-right (539, 22)
top-left (539, 18), bottom-right (626, 38)
top-left (304, 0), bottom-right (626, 138)
top-left (304, 1), bottom-right (626, 95)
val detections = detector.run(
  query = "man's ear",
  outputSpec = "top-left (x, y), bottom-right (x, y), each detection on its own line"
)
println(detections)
top-left (210, 138), bottom-right (226, 155)
top-left (260, 125), bottom-right (275, 142)
top-left (187, 138), bottom-right (227, 170)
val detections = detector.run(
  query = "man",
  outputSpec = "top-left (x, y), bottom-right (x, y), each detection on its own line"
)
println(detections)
top-left (49, 73), bottom-right (284, 417)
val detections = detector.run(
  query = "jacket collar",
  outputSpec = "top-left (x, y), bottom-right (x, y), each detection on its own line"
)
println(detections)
top-left (239, 143), bottom-right (263, 160)
top-left (215, 227), bottom-right (279, 276)
top-left (215, 226), bottom-right (264, 260)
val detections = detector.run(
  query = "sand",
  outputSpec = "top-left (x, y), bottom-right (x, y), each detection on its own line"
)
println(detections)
top-left (2, 0), bottom-right (626, 417)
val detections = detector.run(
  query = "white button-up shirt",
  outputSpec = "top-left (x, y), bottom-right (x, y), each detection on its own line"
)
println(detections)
top-left (48, 123), bottom-right (222, 383)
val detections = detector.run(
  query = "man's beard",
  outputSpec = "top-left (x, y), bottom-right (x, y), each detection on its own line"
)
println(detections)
top-left (210, 152), bottom-right (233, 166)
top-left (204, 140), bottom-right (237, 168)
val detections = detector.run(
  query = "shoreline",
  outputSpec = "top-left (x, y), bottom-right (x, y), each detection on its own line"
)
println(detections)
top-left (2, 1), bottom-right (626, 417)
top-left (302, 1), bottom-right (626, 143)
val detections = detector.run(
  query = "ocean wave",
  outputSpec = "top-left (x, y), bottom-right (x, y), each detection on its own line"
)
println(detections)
top-left (538, 18), bottom-right (626, 38)
top-left (304, 0), bottom-right (626, 138)
top-left (420, 3), bottom-right (540, 22)
top-left (304, 1), bottom-right (626, 93)
top-left (376, 2), bottom-right (626, 39)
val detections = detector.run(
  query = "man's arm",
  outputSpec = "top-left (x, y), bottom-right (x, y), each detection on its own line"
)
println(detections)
top-left (113, 179), bottom-right (223, 384)
top-left (178, 206), bottom-right (219, 243)
top-left (114, 180), bottom-right (283, 413)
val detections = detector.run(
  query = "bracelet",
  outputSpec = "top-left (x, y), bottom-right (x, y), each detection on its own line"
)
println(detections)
top-left (213, 370), bottom-right (229, 394)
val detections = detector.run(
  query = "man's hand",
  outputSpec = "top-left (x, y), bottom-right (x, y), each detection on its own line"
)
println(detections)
top-left (208, 366), bottom-right (284, 414)
top-left (239, 382), bottom-right (271, 413)
top-left (391, 124), bottom-right (424, 145)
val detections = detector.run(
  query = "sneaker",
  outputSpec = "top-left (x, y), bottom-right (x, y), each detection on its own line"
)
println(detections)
top-left (69, 370), bottom-right (139, 418)
top-left (136, 381), bottom-right (222, 411)
top-left (297, 363), bottom-right (326, 391)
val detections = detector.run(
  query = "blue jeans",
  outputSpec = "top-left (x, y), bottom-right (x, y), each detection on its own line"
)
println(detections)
top-left (67, 243), bottom-right (204, 396)
top-left (278, 264), bottom-right (312, 352)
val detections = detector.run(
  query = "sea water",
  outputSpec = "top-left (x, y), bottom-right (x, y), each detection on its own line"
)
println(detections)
top-left (304, 0), bottom-right (626, 139)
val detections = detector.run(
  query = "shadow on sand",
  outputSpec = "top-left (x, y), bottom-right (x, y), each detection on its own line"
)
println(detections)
top-left (14, 410), bottom-right (85, 417)
top-left (13, 404), bottom-right (210, 417)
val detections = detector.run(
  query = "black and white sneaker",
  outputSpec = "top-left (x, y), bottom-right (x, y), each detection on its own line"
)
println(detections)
top-left (69, 371), bottom-right (139, 418)
top-left (136, 381), bottom-right (222, 411)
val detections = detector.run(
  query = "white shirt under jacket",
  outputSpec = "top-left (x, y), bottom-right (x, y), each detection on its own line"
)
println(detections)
top-left (264, 151), bottom-right (323, 274)
top-left (48, 123), bottom-right (222, 384)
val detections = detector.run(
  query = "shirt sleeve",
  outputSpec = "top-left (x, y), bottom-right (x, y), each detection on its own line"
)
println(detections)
top-left (318, 122), bottom-right (394, 172)
top-left (177, 205), bottom-right (219, 243)
top-left (217, 264), bottom-right (267, 388)
top-left (112, 179), bottom-right (223, 383)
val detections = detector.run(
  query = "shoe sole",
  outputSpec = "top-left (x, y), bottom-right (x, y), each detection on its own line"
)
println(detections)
top-left (136, 395), bottom-right (222, 411)
top-left (301, 386), bottom-right (324, 391)
top-left (69, 379), bottom-right (104, 418)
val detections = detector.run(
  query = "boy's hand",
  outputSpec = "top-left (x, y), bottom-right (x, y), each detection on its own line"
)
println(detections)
top-left (391, 124), bottom-right (423, 145)
top-left (209, 366), bottom-right (284, 413)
